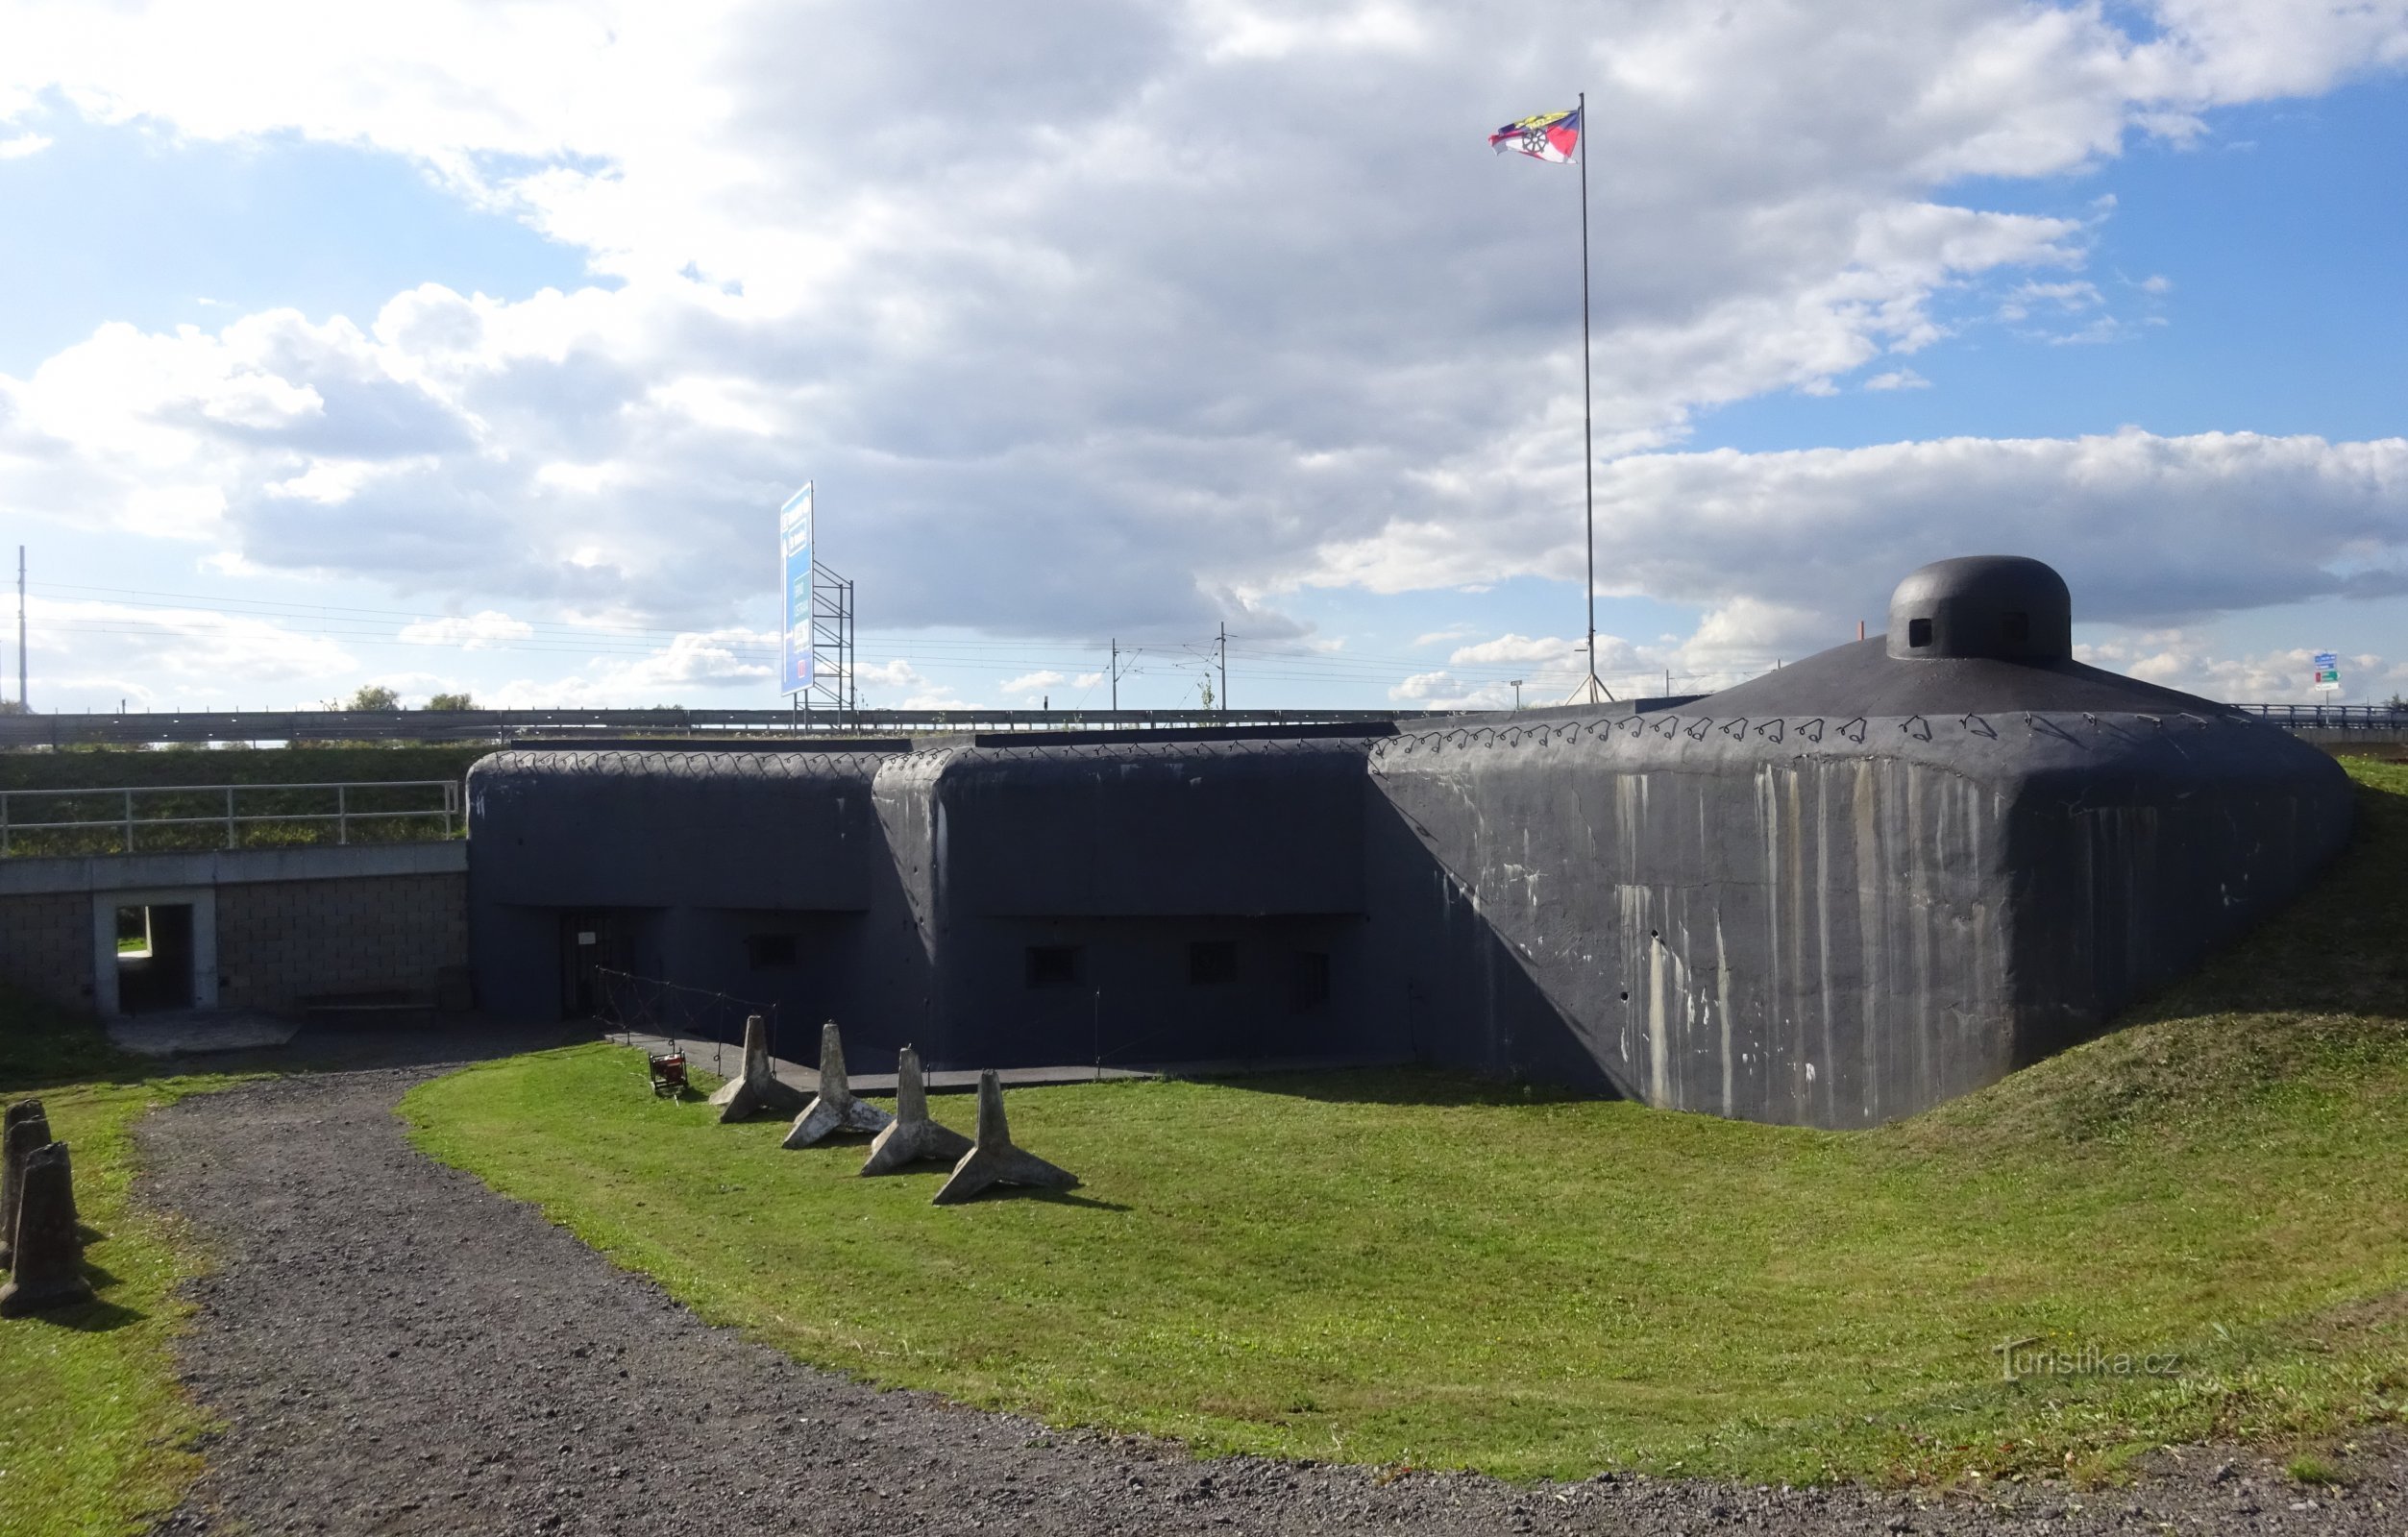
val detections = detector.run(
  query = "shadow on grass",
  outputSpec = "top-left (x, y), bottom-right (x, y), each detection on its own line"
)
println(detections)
top-left (0, 982), bottom-right (600, 1097)
top-left (18, 1296), bottom-right (146, 1333)
top-left (1191, 1064), bottom-right (1604, 1109)
top-left (983, 1187), bottom-right (1134, 1213)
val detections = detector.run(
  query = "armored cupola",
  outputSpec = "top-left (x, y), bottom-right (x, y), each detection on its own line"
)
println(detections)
top-left (1885, 555), bottom-right (2072, 663)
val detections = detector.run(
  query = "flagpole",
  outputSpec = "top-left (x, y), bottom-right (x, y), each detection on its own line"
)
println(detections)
top-left (1577, 91), bottom-right (1609, 703)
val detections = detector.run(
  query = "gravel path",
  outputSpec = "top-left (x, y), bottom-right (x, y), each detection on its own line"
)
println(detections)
top-left (139, 1066), bottom-right (2403, 1535)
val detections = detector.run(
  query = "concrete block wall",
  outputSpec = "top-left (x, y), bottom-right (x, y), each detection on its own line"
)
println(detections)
top-left (0, 891), bottom-right (97, 1009)
top-left (216, 871), bottom-right (469, 1012)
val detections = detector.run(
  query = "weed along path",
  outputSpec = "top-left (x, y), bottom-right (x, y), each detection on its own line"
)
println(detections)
top-left (133, 1063), bottom-right (2404, 1536)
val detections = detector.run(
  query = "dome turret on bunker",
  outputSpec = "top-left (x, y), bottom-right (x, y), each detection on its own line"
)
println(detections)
top-left (1701, 553), bottom-right (2218, 718)
top-left (1885, 554), bottom-right (2072, 662)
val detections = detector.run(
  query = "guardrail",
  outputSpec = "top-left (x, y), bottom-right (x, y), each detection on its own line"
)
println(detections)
top-left (7, 700), bottom-right (2393, 749)
top-left (0, 705), bottom-right (1465, 748)
top-left (0, 780), bottom-right (461, 857)
top-left (2228, 704), bottom-right (2408, 730)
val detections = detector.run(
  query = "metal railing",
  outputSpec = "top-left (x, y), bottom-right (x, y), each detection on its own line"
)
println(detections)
top-left (0, 780), bottom-right (461, 857)
top-left (2229, 704), bottom-right (2408, 730)
top-left (0, 705), bottom-right (1469, 748)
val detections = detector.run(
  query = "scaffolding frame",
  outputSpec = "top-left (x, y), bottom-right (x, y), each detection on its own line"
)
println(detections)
top-left (805, 560), bottom-right (855, 714)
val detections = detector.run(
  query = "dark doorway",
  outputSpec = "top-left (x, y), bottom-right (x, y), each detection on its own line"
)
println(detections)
top-left (116, 904), bottom-right (196, 1014)
top-left (559, 911), bottom-right (635, 1020)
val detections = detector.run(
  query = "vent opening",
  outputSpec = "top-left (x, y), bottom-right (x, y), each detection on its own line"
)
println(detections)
top-left (1024, 945), bottom-right (1082, 988)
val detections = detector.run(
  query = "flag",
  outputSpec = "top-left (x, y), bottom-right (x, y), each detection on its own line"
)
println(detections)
top-left (1490, 107), bottom-right (1581, 163)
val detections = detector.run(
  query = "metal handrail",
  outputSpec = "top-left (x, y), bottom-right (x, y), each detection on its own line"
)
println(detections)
top-left (0, 780), bottom-right (460, 857)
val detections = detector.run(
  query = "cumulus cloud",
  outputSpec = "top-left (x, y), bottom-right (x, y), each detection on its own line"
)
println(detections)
top-left (0, 0), bottom-right (2403, 674)
top-left (1001, 670), bottom-right (1067, 695)
top-left (396, 610), bottom-right (537, 648)
top-left (1311, 429), bottom-right (2408, 644)
top-left (27, 598), bottom-right (357, 707)
top-left (479, 626), bottom-right (776, 707)
top-left (2077, 631), bottom-right (2408, 704)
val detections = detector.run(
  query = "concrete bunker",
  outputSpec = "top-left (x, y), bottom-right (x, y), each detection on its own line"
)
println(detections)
top-left (466, 556), bottom-right (2354, 1127)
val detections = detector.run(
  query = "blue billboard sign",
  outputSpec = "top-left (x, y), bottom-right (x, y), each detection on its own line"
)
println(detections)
top-left (780, 482), bottom-right (814, 695)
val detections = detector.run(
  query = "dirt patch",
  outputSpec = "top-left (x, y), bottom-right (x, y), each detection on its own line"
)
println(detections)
top-left (139, 1068), bottom-right (2405, 1534)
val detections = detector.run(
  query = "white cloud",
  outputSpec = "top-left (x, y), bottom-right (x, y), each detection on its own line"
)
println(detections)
top-left (2076, 631), bottom-right (2406, 704)
top-left (1001, 670), bottom-right (1067, 695)
top-left (1449, 633), bottom-right (1586, 668)
top-left (482, 626), bottom-right (775, 706)
top-left (855, 657), bottom-right (970, 707)
top-left (25, 598), bottom-right (356, 706)
top-left (1307, 429), bottom-right (2408, 640)
top-left (0, 0), bottom-right (2402, 687)
top-left (0, 132), bottom-right (50, 159)
top-left (1864, 368), bottom-right (1930, 391)
top-left (396, 610), bottom-right (537, 649)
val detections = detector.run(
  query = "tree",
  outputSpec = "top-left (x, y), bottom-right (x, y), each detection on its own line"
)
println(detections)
top-left (426, 692), bottom-right (476, 711)
top-left (345, 685), bottom-right (401, 711)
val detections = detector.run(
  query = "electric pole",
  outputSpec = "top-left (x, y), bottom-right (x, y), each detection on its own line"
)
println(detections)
top-left (1110, 638), bottom-right (1118, 711)
top-left (1216, 622), bottom-right (1227, 713)
top-left (15, 547), bottom-right (24, 711)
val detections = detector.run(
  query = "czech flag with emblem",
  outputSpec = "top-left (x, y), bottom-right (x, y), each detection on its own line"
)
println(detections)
top-left (1489, 107), bottom-right (1582, 163)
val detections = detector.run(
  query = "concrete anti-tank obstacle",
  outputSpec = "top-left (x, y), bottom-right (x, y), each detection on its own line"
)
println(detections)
top-left (0, 1142), bottom-right (94, 1316)
top-left (782, 1021), bottom-right (895, 1148)
top-left (706, 1013), bottom-right (809, 1123)
top-left (931, 1071), bottom-right (1079, 1205)
top-left (0, 1102), bottom-right (55, 1271)
top-left (860, 1045), bottom-right (972, 1175)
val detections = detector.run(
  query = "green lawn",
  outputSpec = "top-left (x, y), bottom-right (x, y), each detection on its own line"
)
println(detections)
top-left (401, 761), bottom-right (2408, 1486)
top-left (0, 997), bottom-right (236, 1537)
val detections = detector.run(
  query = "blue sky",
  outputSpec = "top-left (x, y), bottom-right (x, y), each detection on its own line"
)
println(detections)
top-left (2, 1), bottom-right (2404, 714)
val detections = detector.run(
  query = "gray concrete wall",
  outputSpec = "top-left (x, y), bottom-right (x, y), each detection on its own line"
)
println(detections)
top-left (0, 890), bottom-right (98, 1011)
top-left (0, 842), bottom-right (471, 1016)
top-left (1365, 709), bottom-right (2351, 1126)
top-left (459, 674), bottom-right (2352, 1126)
top-left (215, 871), bottom-right (467, 1013)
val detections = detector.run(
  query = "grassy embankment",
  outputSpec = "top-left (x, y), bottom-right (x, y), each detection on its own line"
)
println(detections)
top-left (404, 758), bottom-right (2408, 1486)
top-left (0, 744), bottom-right (490, 856)
top-left (0, 994), bottom-right (243, 1537)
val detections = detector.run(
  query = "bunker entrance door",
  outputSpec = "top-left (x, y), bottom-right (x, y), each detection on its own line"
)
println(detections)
top-left (116, 904), bottom-right (197, 1014)
top-left (559, 911), bottom-right (634, 1021)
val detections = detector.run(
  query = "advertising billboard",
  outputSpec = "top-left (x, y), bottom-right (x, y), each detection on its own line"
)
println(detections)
top-left (780, 482), bottom-right (814, 695)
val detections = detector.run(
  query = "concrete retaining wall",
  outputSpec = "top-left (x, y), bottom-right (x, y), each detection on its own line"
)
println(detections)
top-left (0, 890), bottom-right (101, 1012)
top-left (0, 842), bottom-right (469, 1016)
top-left (215, 871), bottom-right (467, 1013)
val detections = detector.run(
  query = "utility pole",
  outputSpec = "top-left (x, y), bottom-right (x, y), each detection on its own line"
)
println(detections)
top-left (1216, 622), bottom-right (1227, 713)
top-left (1110, 638), bottom-right (1118, 711)
top-left (14, 547), bottom-right (24, 712)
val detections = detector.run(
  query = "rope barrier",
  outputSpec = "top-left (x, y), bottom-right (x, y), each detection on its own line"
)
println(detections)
top-left (591, 968), bottom-right (781, 1080)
